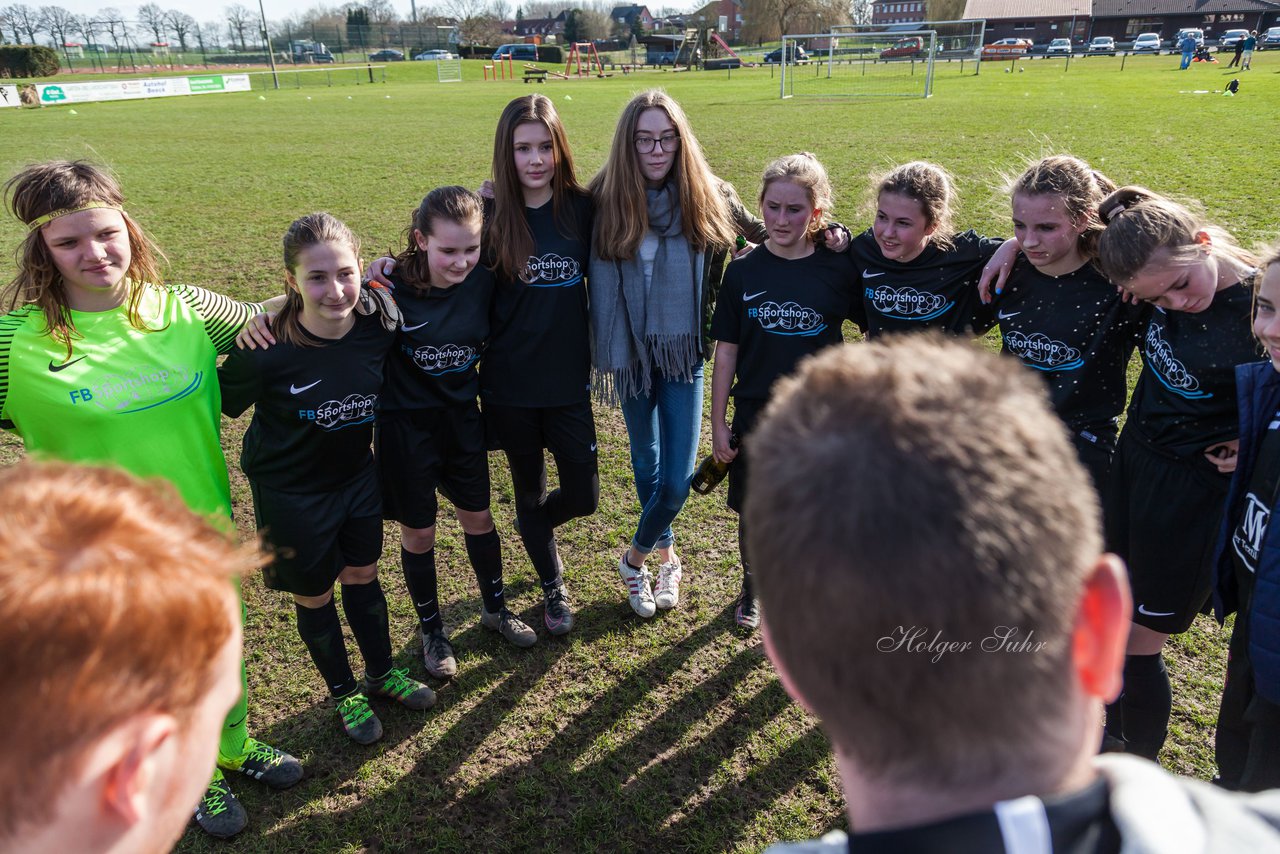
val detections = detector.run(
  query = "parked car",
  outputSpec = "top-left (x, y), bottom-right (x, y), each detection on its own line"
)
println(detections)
top-left (1087, 36), bottom-right (1116, 55)
top-left (1263, 26), bottom-right (1280, 49)
top-left (1132, 33), bottom-right (1162, 52)
top-left (310, 51), bottom-right (335, 64)
top-left (492, 43), bottom-right (538, 61)
top-left (981, 37), bottom-right (1031, 60)
top-left (413, 49), bottom-right (456, 60)
top-left (879, 36), bottom-right (924, 59)
top-left (763, 45), bottom-right (810, 64)
top-left (1175, 28), bottom-right (1205, 49)
top-left (1219, 29), bottom-right (1249, 49)
top-left (1044, 38), bottom-right (1072, 55)
top-left (368, 49), bottom-right (404, 61)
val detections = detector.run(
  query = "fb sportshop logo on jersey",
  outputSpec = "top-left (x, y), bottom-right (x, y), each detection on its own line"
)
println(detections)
top-left (1233, 493), bottom-right (1269, 573)
top-left (1144, 323), bottom-right (1209, 399)
top-left (1003, 332), bottom-right (1083, 371)
top-left (68, 364), bottom-right (202, 413)
top-left (523, 253), bottom-right (582, 288)
top-left (748, 301), bottom-right (826, 336)
top-left (405, 343), bottom-right (478, 374)
top-left (866, 285), bottom-right (949, 321)
top-left (304, 394), bottom-right (377, 430)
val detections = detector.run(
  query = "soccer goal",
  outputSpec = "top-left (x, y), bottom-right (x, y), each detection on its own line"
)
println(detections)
top-left (436, 58), bottom-right (462, 83)
top-left (780, 30), bottom-right (938, 99)
top-left (833, 18), bottom-right (987, 76)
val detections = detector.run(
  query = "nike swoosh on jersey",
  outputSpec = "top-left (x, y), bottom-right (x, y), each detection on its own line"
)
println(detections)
top-left (743, 290), bottom-right (767, 301)
top-left (997, 311), bottom-right (1021, 320)
top-left (862, 271), bottom-right (886, 279)
top-left (289, 380), bottom-right (322, 394)
top-left (1137, 604), bottom-right (1177, 617)
top-left (48, 355), bottom-right (88, 372)
top-left (401, 320), bottom-right (430, 331)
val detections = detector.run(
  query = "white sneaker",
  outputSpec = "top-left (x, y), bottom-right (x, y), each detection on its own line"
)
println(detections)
top-left (618, 553), bottom-right (656, 618)
top-left (654, 557), bottom-right (683, 610)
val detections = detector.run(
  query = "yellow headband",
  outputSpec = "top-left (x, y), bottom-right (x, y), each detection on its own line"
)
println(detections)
top-left (26, 201), bottom-right (124, 232)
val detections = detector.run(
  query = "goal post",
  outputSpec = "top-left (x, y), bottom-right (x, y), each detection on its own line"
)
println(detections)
top-left (832, 18), bottom-right (987, 76)
top-left (436, 58), bottom-right (462, 83)
top-left (779, 30), bottom-right (938, 100)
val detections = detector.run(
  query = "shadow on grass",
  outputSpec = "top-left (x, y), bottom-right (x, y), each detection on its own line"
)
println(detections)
top-left (250, 603), bottom-right (827, 852)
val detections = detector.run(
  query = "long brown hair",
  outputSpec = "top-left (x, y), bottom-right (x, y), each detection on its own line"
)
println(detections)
top-left (488, 94), bottom-right (585, 283)
top-left (1005, 155), bottom-right (1116, 260)
top-left (4, 160), bottom-right (166, 357)
top-left (392, 186), bottom-right (484, 291)
top-left (275, 212), bottom-right (361, 348)
top-left (1097, 186), bottom-right (1256, 284)
top-left (589, 89), bottom-right (735, 261)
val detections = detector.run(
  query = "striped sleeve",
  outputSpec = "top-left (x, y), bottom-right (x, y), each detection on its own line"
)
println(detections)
top-left (170, 285), bottom-right (262, 356)
top-left (0, 309), bottom-right (35, 430)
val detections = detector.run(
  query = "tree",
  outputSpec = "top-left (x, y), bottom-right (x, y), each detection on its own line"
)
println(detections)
top-left (137, 2), bottom-right (166, 43)
top-left (345, 6), bottom-right (369, 47)
top-left (579, 7), bottom-right (611, 40)
top-left (366, 0), bottom-right (397, 25)
top-left (849, 0), bottom-right (872, 25)
top-left (93, 6), bottom-right (128, 52)
top-left (515, 5), bottom-right (523, 23)
top-left (39, 5), bottom-right (76, 48)
top-left (490, 0), bottom-right (511, 21)
top-left (562, 6), bottom-right (581, 41)
top-left (2, 4), bottom-right (42, 43)
top-left (225, 3), bottom-right (252, 50)
top-left (164, 10), bottom-right (196, 51)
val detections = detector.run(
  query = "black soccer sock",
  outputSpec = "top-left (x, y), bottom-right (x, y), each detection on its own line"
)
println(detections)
top-left (1120, 652), bottom-right (1172, 761)
top-left (341, 579), bottom-right (394, 679)
top-left (401, 547), bottom-right (443, 634)
top-left (465, 529), bottom-right (506, 614)
top-left (295, 598), bottom-right (357, 699)
top-left (738, 521), bottom-right (754, 602)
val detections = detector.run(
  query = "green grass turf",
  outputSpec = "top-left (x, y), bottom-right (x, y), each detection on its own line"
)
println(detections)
top-left (1, 52), bottom-right (1278, 853)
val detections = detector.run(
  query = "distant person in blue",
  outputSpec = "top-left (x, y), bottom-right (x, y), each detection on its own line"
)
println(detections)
top-left (1180, 32), bottom-right (1197, 69)
top-left (1242, 31), bottom-right (1257, 70)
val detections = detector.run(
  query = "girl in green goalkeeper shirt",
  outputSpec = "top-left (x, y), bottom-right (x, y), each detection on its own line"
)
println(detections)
top-left (0, 160), bottom-right (300, 840)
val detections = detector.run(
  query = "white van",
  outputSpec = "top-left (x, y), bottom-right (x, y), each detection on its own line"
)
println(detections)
top-left (493, 43), bottom-right (538, 61)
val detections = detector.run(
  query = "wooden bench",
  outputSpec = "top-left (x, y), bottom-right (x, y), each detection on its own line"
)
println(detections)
top-left (523, 68), bottom-right (548, 83)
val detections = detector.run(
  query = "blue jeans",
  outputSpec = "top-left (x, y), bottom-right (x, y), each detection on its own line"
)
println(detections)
top-left (620, 363), bottom-right (705, 553)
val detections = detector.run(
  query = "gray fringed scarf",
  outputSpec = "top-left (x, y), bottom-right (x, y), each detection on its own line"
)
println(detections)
top-left (589, 184), bottom-right (701, 405)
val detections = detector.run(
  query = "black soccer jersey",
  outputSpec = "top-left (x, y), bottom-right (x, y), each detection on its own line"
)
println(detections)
top-left (480, 192), bottom-right (593, 408)
top-left (383, 267), bottom-right (494, 411)
top-left (850, 228), bottom-right (1005, 338)
top-left (710, 244), bottom-right (857, 402)
top-left (218, 309), bottom-right (394, 493)
top-left (1129, 282), bottom-right (1263, 458)
top-left (1232, 419), bottom-right (1280, 578)
top-left (997, 257), bottom-right (1147, 446)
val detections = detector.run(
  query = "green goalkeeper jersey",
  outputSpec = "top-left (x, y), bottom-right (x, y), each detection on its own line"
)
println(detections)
top-left (0, 283), bottom-right (257, 521)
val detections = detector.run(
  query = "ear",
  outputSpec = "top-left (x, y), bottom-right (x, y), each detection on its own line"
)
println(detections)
top-left (761, 619), bottom-right (817, 716)
top-left (100, 714), bottom-right (178, 826)
top-left (1071, 554), bottom-right (1131, 702)
top-left (1195, 230), bottom-right (1214, 252)
top-left (283, 269), bottom-right (299, 292)
top-left (413, 229), bottom-right (429, 252)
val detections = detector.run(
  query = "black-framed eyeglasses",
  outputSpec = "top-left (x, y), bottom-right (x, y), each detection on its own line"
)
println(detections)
top-left (634, 134), bottom-right (680, 153)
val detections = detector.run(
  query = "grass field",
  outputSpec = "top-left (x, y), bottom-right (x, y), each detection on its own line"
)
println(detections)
top-left (2, 53), bottom-right (1279, 853)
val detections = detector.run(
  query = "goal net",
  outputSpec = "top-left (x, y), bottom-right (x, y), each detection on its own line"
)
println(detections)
top-left (833, 18), bottom-right (987, 76)
top-left (780, 30), bottom-right (938, 99)
top-left (437, 58), bottom-right (462, 83)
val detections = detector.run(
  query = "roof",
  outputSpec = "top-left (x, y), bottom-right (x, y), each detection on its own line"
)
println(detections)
top-left (962, 0), bottom-right (1090, 17)
top-left (611, 5), bottom-right (651, 20)
top-left (1092, 0), bottom-right (1279, 15)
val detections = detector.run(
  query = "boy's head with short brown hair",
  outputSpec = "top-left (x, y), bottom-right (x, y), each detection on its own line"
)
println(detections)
top-left (746, 335), bottom-right (1124, 795)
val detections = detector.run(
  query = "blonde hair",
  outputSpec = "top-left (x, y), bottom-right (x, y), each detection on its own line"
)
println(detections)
top-left (873, 161), bottom-right (957, 252)
top-left (275, 212), bottom-right (362, 349)
top-left (589, 89), bottom-right (736, 260)
top-left (393, 186), bottom-right (484, 291)
top-left (759, 152), bottom-right (832, 242)
top-left (1006, 155), bottom-right (1116, 259)
top-left (4, 160), bottom-right (167, 357)
top-left (0, 461), bottom-right (262, 840)
top-left (1097, 186), bottom-right (1257, 283)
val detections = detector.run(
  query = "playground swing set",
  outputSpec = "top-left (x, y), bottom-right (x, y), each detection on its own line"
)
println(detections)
top-left (483, 42), bottom-right (612, 83)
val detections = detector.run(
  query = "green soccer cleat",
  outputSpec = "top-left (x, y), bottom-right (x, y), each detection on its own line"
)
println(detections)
top-left (366, 666), bottom-right (437, 711)
top-left (221, 737), bottom-right (303, 789)
top-left (193, 767), bottom-right (247, 839)
top-left (337, 690), bottom-right (383, 745)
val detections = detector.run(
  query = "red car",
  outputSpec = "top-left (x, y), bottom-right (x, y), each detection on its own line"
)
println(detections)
top-left (981, 38), bottom-right (1031, 60)
top-left (880, 37), bottom-right (924, 59)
